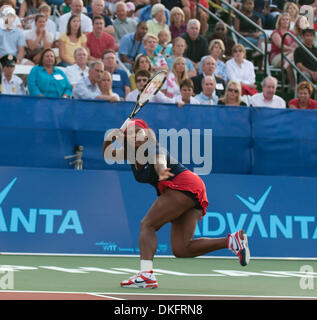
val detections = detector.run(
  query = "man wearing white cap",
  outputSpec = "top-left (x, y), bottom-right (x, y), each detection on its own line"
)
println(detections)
top-left (0, 7), bottom-right (27, 65)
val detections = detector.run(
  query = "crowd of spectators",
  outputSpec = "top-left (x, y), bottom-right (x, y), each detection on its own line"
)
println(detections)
top-left (0, 0), bottom-right (317, 109)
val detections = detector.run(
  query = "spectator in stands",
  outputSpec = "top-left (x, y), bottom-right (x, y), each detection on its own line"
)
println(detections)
top-left (267, 0), bottom-right (284, 17)
top-left (0, 2), bottom-right (23, 29)
top-left (88, 0), bottom-right (114, 36)
top-left (113, 1), bottom-right (138, 43)
top-left (253, 0), bottom-right (275, 30)
top-left (25, 14), bottom-right (53, 65)
top-left (0, 7), bottom-right (29, 65)
top-left (250, 76), bottom-right (286, 108)
top-left (163, 56), bottom-right (188, 98)
top-left (59, 0), bottom-right (72, 15)
top-left (87, 15), bottom-right (115, 61)
top-left (294, 28), bottom-right (317, 83)
top-left (199, 39), bottom-right (228, 81)
top-left (59, 0), bottom-right (93, 35)
top-left (188, 0), bottom-right (209, 35)
top-left (293, 15), bottom-right (310, 42)
top-left (218, 80), bottom-right (247, 106)
top-left (270, 12), bottom-right (297, 90)
top-left (72, 60), bottom-right (104, 99)
top-left (283, 1), bottom-right (299, 30)
top-left (0, 54), bottom-right (26, 95)
top-left (146, 3), bottom-right (171, 42)
top-left (174, 78), bottom-right (200, 107)
top-left (126, 69), bottom-right (174, 103)
top-left (97, 71), bottom-right (121, 102)
top-left (31, 3), bottom-right (57, 40)
top-left (226, 43), bottom-right (257, 96)
top-left (118, 21), bottom-right (148, 72)
top-left (155, 29), bottom-right (173, 58)
top-left (181, 19), bottom-right (209, 72)
top-left (166, 37), bottom-right (196, 78)
top-left (65, 47), bottom-right (89, 87)
top-left (195, 76), bottom-right (219, 105)
top-left (102, 49), bottom-right (131, 99)
top-left (208, 22), bottom-right (235, 60)
top-left (192, 56), bottom-right (226, 97)
top-left (129, 54), bottom-right (153, 90)
top-left (27, 48), bottom-right (72, 98)
top-left (126, 2), bottom-right (137, 20)
top-left (169, 6), bottom-right (187, 40)
top-left (161, 0), bottom-right (190, 22)
top-left (19, 0), bottom-right (42, 29)
top-left (58, 14), bottom-right (87, 67)
top-left (288, 81), bottom-right (317, 109)
top-left (138, 0), bottom-right (170, 25)
top-left (234, 0), bottom-right (264, 57)
top-left (143, 33), bottom-right (169, 72)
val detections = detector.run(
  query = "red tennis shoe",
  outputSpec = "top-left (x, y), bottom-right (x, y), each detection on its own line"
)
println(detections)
top-left (120, 270), bottom-right (158, 289)
top-left (228, 230), bottom-right (250, 266)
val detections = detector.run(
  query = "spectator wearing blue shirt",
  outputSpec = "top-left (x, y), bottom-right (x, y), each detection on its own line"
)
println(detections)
top-left (195, 76), bottom-right (219, 105)
top-left (138, 0), bottom-right (170, 26)
top-left (0, 7), bottom-right (27, 65)
top-left (102, 49), bottom-right (130, 99)
top-left (72, 60), bottom-right (104, 99)
top-left (118, 21), bottom-right (148, 71)
top-left (27, 48), bottom-right (72, 98)
top-left (199, 39), bottom-right (228, 81)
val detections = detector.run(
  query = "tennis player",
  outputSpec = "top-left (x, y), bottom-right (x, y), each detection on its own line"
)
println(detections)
top-left (103, 119), bottom-right (250, 288)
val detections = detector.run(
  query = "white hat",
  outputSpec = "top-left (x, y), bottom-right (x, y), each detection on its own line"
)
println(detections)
top-left (2, 6), bottom-right (16, 17)
top-left (126, 2), bottom-right (135, 12)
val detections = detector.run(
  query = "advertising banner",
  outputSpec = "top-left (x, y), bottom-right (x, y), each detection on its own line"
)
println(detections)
top-left (0, 167), bottom-right (316, 258)
top-left (1, 94), bottom-right (317, 177)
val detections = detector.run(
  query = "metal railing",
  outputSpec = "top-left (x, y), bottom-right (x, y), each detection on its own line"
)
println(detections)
top-left (198, 0), bottom-right (270, 75)
top-left (281, 32), bottom-right (317, 98)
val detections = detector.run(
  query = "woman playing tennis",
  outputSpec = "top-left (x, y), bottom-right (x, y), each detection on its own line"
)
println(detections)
top-left (103, 119), bottom-right (250, 288)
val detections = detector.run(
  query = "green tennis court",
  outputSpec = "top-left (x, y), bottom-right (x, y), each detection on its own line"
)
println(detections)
top-left (0, 254), bottom-right (316, 300)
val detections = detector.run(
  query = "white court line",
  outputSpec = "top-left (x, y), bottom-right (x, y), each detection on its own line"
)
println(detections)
top-left (87, 293), bottom-right (125, 300)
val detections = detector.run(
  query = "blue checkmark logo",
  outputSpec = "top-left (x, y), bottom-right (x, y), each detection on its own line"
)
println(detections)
top-left (236, 186), bottom-right (272, 213)
top-left (0, 177), bottom-right (17, 205)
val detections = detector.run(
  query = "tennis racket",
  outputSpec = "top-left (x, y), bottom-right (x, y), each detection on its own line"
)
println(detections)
top-left (120, 70), bottom-right (167, 131)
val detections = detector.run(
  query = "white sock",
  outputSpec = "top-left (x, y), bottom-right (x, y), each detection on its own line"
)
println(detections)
top-left (140, 260), bottom-right (153, 272)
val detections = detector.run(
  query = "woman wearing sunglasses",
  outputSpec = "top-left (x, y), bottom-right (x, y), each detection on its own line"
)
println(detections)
top-left (218, 80), bottom-right (247, 106)
top-left (125, 69), bottom-right (174, 103)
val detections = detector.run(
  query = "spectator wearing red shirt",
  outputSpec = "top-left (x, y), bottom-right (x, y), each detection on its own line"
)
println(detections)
top-left (87, 15), bottom-right (115, 61)
top-left (270, 12), bottom-right (297, 90)
top-left (288, 81), bottom-right (317, 109)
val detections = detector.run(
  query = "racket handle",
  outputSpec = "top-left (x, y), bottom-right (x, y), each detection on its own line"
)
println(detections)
top-left (120, 117), bottom-right (132, 132)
